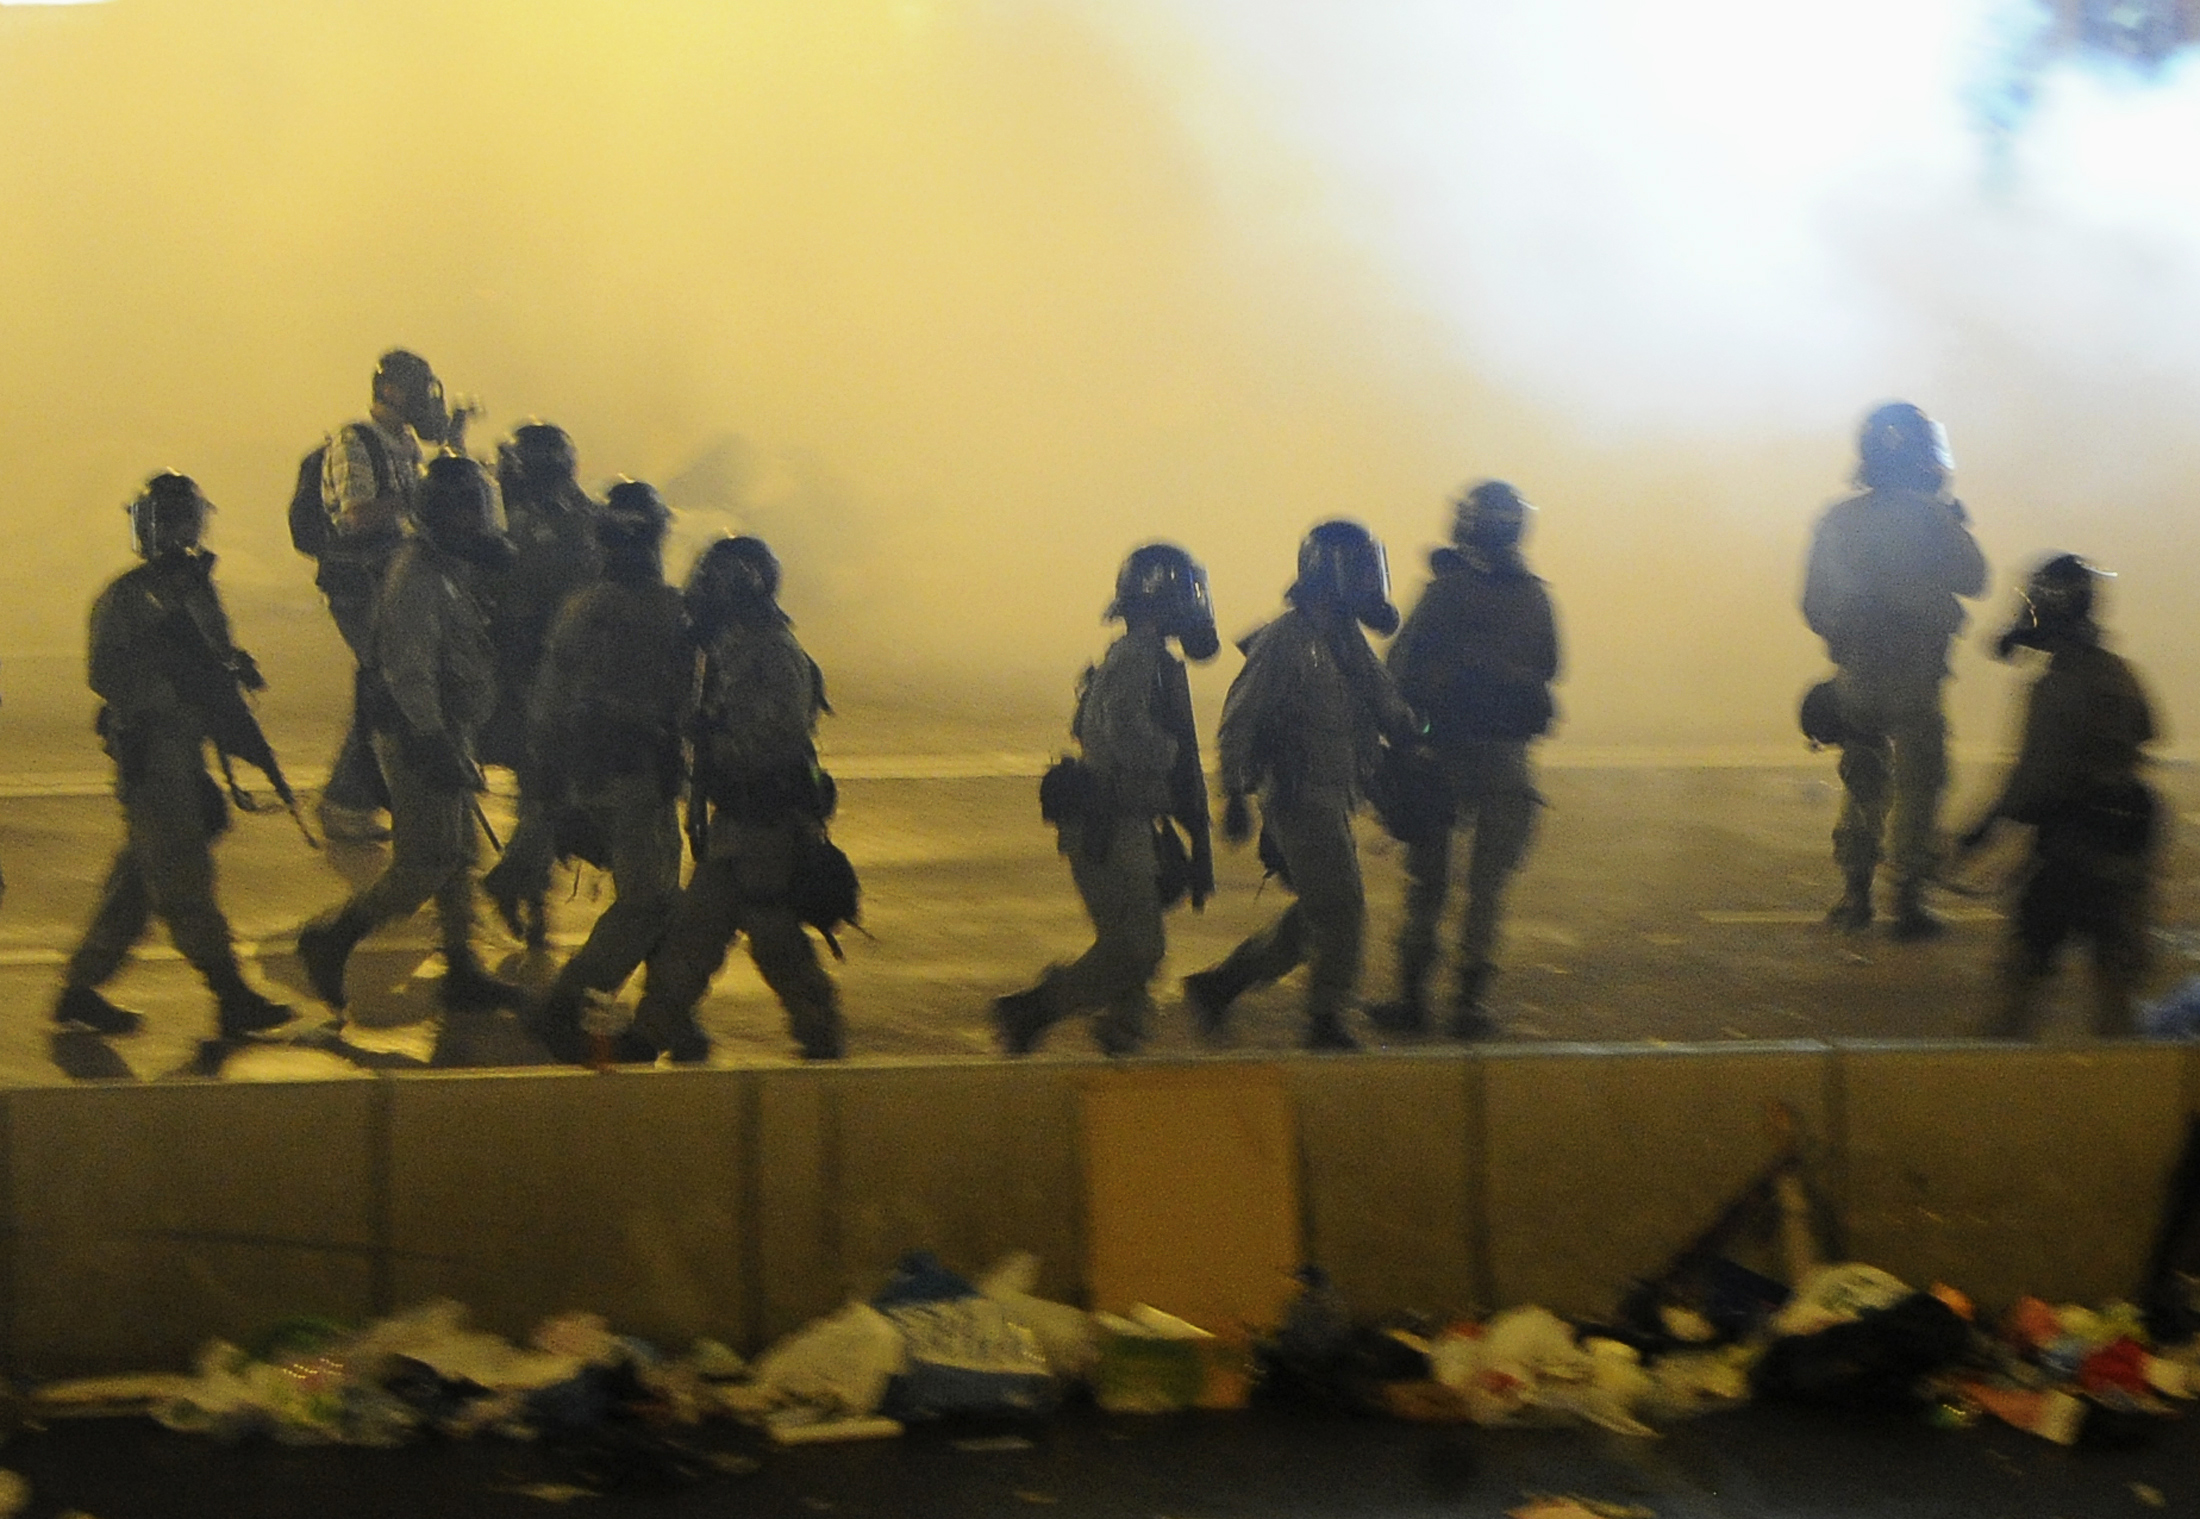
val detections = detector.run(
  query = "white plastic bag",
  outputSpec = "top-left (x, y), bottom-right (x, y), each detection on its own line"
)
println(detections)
top-left (730, 1302), bottom-right (906, 1421)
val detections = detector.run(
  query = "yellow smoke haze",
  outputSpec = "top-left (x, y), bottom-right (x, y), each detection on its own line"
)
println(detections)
top-left (1, 0), bottom-right (2192, 756)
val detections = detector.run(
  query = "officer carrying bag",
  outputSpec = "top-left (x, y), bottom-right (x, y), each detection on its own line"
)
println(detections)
top-left (288, 427), bottom-right (396, 560)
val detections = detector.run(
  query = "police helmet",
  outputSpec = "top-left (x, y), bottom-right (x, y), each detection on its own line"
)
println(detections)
top-left (416, 455), bottom-right (514, 567)
top-left (1291, 519), bottom-right (1399, 635)
top-left (127, 472), bottom-right (210, 559)
top-left (1854, 401), bottom-right (1952, 493)
top-left (1108, 542), bottom-right (1220, 661)
top-left (598, 480), bottom-right (672, 555)
top-left (1996, 553), bottom-right (2105, 659)
top-left (509, 421), bottom-right (578, 484)
top-left (1451, 479), bottom-right (1532, 552)
top-left (1798, 679), bottom-right (1848, 750)
top-left (686, 534), bottom-right (784, 635)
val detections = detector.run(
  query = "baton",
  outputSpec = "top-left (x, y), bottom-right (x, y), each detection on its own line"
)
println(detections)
top-left (468, 791), bottom-right (504, 854)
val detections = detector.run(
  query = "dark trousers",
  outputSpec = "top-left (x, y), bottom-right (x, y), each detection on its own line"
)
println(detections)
top-left (1994, 826), bottom-right (2152, 1039)
top-left (630, 813), bottom-right (842, 1057)
top-left (322, 593), bottom-right (390, 812)
top-left (1397, 740), bottom-right (1538, 1001)
top-left (65, 739), bottom-right (242, 996)
top-left (1203, 795), bottom-right (1363, 1031)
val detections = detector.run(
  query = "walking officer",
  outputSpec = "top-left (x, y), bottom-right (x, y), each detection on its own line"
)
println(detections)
top-left (52, 474), bottom-right (295, 1040)
top-left (297, 456), bottom-right (525, 1019)
top-left (524, 483), bottom-right (693, 1063)
top-left (625, 536), bottom-right (845, 1061)
top-left (481, 422), bottom-right (604, 947)
top-left (1953, 555), bottom-right (2160, 1038)
top-left (1183, 520), bottom-right (1419, 1051)
top-left (1369, 481), bottom-right (1560, 1038)
top-left (994, 543), bottom-right (1219, 1056)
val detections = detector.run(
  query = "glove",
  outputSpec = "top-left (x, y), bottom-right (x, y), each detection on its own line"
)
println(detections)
top-left (1189, 831), bottom-right (1215, 911)
top-left (408, 729), bottom-right (478, 793)
top-left (1222, 791), bottom-right (1254, 846)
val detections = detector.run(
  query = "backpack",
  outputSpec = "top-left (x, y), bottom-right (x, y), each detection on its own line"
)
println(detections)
top-left (286, 445), bottom-right (332, 557)
top-left (288, 426), bottom-right (396, 558)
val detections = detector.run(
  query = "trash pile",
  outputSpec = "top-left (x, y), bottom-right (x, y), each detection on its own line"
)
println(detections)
top-left (26, 1255), bottom-right (2198, 1467)
top-left (18, 1118), bottom-right (2200, 1474)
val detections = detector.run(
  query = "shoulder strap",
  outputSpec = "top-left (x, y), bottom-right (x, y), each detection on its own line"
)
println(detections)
top-left (352, 423), bottom-right (396, 499)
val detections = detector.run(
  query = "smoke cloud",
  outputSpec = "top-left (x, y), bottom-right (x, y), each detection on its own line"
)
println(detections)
top-left (1, 0), bottom-right (2193, 756)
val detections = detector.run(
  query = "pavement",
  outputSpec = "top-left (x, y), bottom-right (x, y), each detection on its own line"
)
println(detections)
top-left (0, 673), bottom-right (2195, 1083)
top-left (0, 1397), bottom-right (2193, 1518)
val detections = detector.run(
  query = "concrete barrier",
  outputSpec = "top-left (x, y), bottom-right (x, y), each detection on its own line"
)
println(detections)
top-left (4, 1041), bottom-right (2196, 1374)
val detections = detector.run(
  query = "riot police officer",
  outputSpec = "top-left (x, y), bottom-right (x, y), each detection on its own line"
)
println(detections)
top-left (481, 422), bottom-right (604, 947)
top-left (1183, 520), bottom-right (1418, 1051)
top-left (1953, 555), bottom-right (2159, 1038)
top-left (523, 483), bottom-right (693, 1063)
top-left (625, 537), bottom-right (845, 1061)
top-left (1370, 481), bottom-right (1560, 1038)
top-left (994, 543), bottom-right (1219, 1056)
top-left (297, 456), bottom-right (524, 1019)
top-left (53, 475), bottom-right (294, 1040)
top-left (1801, 402), bottom-right (1987, 939)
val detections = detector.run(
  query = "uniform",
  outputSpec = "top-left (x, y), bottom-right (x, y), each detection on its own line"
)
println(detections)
top-left (1985, 638), bottom-right (2159, 1038)
top-left (1188, 603), bottom-right (1415, 1048)
top-left (297, 464), bottom-right (519, 1018)
top-left (1801, 484), bottom-right (1986, 927)
top-left (627, 613), bottom-right (842, 1060)
top-left (56, 518), bottom-right (290, 1039)
top-left (1000, 624), bottom-right (1204, 1054)
top-left (355, 536), bottom-right (500, 948)
top-left (477, 474), bottom-right (604, 942)
top-left (526, 573), bottom-right (692, 1057)
top-left (1382, 544), bottom-right (1560, 1026)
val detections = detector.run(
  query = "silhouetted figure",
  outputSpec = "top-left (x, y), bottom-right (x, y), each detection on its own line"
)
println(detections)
top-left (1801, 402), bottom-right (1986, 939)
top-left (52, 475), bottom-right (294, 1042)
top-left (523, 484), bottom-right (693, 1064)
top-left (1369, 481), bottom-right (1559, 1039)
top-left (297, 457), bottom-right (524, 1022)
top-left (310, 350), bottom-right (466, 843)
top-left (994, 543), bottom-right (1219, 1057)
top-left (626, 537), bottom-right (845, 1061)
top-left (480, 422), bottom-right (604, 947)
top-left (1954, 555), bottom-right (2159, 1039)
top-left (1183, 521), bottom-right (1417, 1051)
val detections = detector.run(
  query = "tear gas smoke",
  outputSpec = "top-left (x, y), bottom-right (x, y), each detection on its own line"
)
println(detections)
top-left (0, 0), bottom-right (2193, 759)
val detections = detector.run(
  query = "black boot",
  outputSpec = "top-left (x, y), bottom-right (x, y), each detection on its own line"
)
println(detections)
top-left (1367, 949), bottom-right (1434, 1035)
top-left (791, 1002), bottom-right (846, 1061)
top-left (297, 909), bottom-right (370, 1010)
top-left (525, 982), bottom-right (591, 1064)
top-left (441, 952), bottom-right (527, 1014)
top-left (482, 860), bottom-right (550, 951)
top-left (1093, 998), bottom-right (1147, 1058)
top-left (53, 984), bottom-right (144, 1037)
top-left (665, 1025), bottom-right (711, 1064)
top-left (1182, 967), bottom-right (1246, 1044)
top-left (1888, 881), bottom-right (1946, 943)
top-left (1302, 1014), bottom-right (1361, 1052)
top-left (1447, 961), bottom-right (1499, 1041)
top-left (1825, 870), bottom-right (1874, 933)
top-left (209, 965), bottom-right (296, 1040)
top-left (992, 982), bottom-right (1058, 1056)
